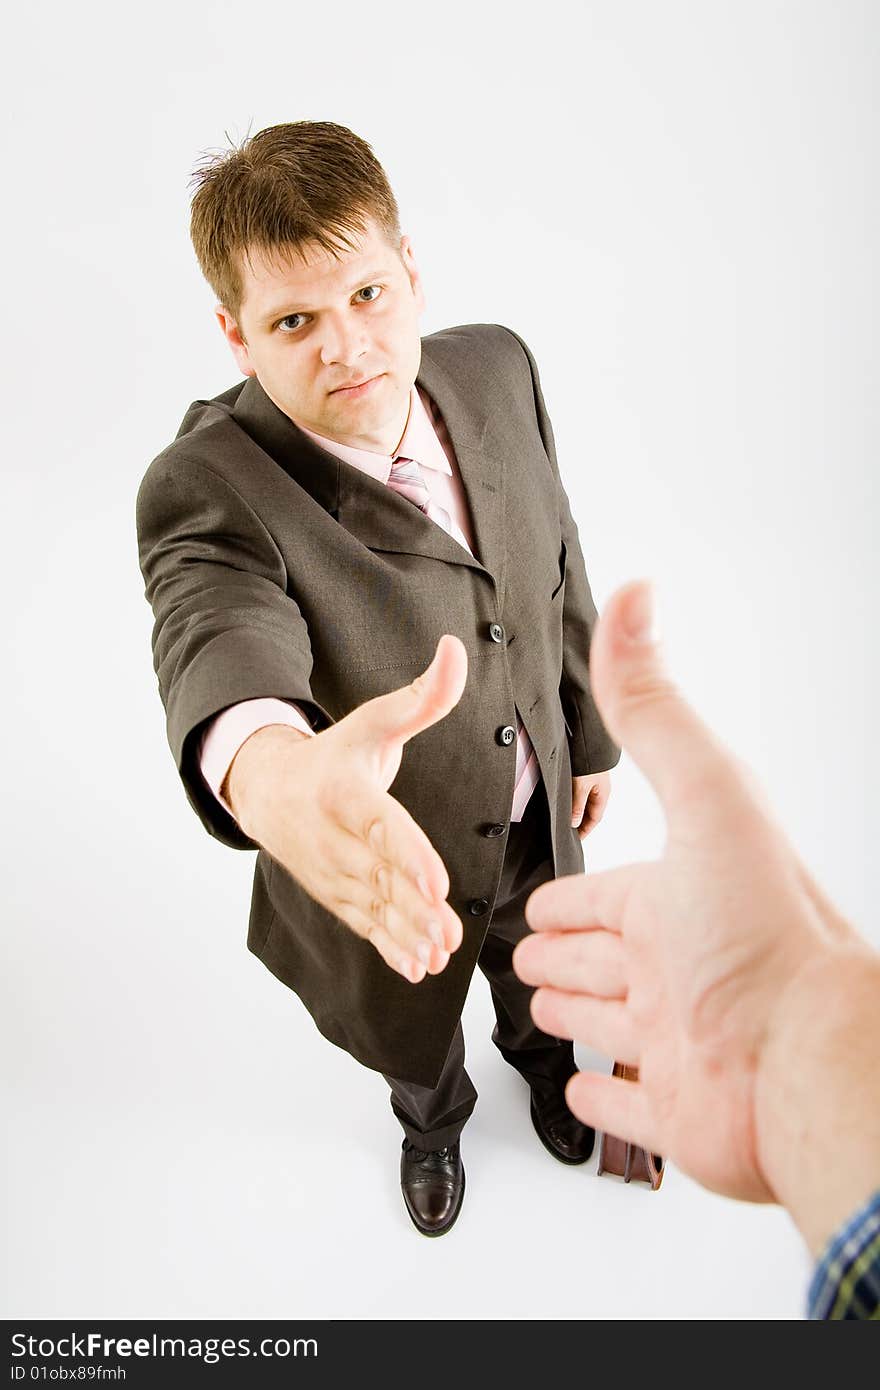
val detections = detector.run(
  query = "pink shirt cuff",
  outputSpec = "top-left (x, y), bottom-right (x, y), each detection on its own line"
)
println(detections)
top-left (199, 699), bottom-right (315, 818)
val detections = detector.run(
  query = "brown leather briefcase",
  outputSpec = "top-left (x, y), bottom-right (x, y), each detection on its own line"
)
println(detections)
top-left (596, 1061), bottom-right (665, 1190)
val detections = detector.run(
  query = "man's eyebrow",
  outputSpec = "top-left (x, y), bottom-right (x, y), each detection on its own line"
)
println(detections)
top-left (260, 269), bottom-right (390, 324)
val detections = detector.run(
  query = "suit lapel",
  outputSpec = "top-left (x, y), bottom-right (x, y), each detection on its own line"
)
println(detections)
top-left (232, 333), bottom-right (507, 592)
top-left (414, 341), bottom-right (507, 590)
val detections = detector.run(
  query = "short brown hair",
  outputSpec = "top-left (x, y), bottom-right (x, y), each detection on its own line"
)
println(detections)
top-left (188, 120), bottom-right (402, 326)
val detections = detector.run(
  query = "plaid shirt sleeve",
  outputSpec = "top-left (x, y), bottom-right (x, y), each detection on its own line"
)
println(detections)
top-left (807, 1188), bottom-right (880, 1319)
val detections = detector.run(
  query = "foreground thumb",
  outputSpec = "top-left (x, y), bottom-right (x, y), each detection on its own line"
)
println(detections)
top-left (589, 581), bottom-right (731, 812)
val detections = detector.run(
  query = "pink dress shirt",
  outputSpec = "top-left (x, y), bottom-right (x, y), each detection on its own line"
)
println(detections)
top-left (199, 382), bottom-right (541, 822)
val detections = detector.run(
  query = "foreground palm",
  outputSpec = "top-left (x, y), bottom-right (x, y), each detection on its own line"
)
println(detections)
top-left (515, 582), bottom-right (856, 1202)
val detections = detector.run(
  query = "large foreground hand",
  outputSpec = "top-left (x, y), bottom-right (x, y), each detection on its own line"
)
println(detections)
top-left (514, 582), bottom-right (872, 1240)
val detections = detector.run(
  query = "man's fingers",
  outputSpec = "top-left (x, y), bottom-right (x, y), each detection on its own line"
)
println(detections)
top-left (357, 633), bottom-right (468, 748)
top-left (335, 904), bottom-right (427, 983)
top-left (524, 865), bottom-right (637, 934)
top-left (333, 859), bottom-right (460, 966)
top-left (333, 899), bottom-right (450, 982)
top-left (588, 581), bottom-right (737, 816)
top-left (342, 777), bottom-right (451, 900)
top-left (513, 928), bottom-right (628, 998)
top-left (564, 1070), bottom-right (662, 1158)
top-left (331, 784), bottom-right (463, 956)
top-left (530, 987), bottom-right (640, 1064)
top-left (577, 801), bottom-right (604, 840)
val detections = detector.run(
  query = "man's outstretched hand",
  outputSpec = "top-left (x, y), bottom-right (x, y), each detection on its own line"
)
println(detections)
top-left (225, 635), bottom-right (468, 984)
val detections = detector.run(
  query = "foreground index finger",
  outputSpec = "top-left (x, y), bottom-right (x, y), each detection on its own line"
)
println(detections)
top-left (531, 987), bottom-right (639, 1065)
top-left (525, 864), bottom-right (638, 934)
top-left (513, 928), bottom-right (628, 998)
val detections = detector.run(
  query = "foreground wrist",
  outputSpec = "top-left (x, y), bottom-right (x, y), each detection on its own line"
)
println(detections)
top-left (754, 942), bottom-right (880, 1256)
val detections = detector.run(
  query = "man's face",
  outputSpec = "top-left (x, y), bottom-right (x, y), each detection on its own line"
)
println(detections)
top-left (216, 216), bottom-right (426, 452)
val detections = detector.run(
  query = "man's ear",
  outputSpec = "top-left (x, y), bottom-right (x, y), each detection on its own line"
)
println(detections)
top-left (399, 235), bottom-right (427, 315)
top-left (215, 304), bottom-right (257, 378)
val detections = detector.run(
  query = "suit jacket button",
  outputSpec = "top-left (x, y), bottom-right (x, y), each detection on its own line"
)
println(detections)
top-left (488, 622), bottom-right (505, 643)
top-left (497, 724), bottom-right (516, 746)
top-left (468, 898), bottom-right (490, 915)
top-left (484, 822), bottom-right (507, 837)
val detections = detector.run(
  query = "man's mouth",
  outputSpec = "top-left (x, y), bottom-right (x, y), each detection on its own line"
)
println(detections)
top-left (330, 374), bottom-right (383, 397)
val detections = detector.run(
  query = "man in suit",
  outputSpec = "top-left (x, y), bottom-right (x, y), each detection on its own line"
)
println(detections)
top-left (136, 120), bottom-right (620, 1235)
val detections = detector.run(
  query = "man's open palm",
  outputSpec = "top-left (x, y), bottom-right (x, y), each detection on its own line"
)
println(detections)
top-left (227, 635), bottom-right (468, 983)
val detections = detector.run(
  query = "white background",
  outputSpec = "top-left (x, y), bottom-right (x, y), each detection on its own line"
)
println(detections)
top-left (3, 0), bottom-right (877, 1321)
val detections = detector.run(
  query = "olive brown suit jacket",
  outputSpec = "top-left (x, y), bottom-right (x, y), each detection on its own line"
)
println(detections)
top-left (136, 323), bottom-right (620, 1088)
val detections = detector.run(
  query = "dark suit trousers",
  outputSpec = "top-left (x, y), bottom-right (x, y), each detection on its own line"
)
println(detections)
top-left (382, 779), bottom-right (578, 1150)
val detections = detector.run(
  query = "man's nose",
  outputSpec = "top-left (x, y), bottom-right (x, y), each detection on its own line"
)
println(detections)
top-left (319, 312), bottom-right (369, 367)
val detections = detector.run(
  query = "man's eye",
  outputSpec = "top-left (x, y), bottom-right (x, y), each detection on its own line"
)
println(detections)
top-left (275, 286), bottom-right (381, 332)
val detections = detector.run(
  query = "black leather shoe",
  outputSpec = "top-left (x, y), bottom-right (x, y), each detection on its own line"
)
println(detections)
top-left (400, 1139), bottom-right (465, 1236)
top-left (530, 1090), bottom-right (595, 1165)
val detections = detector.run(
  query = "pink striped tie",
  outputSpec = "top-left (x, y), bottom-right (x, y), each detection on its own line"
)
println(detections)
top-left (388, 455), bottom-right (463, 543)
top-left (387, 455), bottom-right (540, 821)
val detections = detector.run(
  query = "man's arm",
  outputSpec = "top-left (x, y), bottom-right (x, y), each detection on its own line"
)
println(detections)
top-left (136, 448), bottom-right (464, 981)
top-left (501, 327), bottom-right (620, 778)
top-left (136, 451), bottom-right (334, 849)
